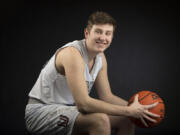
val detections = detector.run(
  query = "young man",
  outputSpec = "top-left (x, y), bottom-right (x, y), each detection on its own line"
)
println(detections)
top-left (25, 11), bottom-right (160, 135)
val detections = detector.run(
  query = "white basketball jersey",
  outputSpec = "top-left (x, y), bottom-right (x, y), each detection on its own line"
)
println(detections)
top-left (28, 39), bottom-right (102, 105)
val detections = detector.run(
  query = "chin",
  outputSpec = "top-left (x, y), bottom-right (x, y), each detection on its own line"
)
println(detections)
top-left (96, 48), bottom-right (106, 53)
top-left (93, 44), bottom-right (109, 53)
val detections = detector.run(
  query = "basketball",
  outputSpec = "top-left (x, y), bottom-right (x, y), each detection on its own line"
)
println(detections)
top-left (128, 90), bottom-right (165, 128)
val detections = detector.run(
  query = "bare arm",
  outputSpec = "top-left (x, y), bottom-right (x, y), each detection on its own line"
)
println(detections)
top-left (94, 53), bottom-right (128, 106)
top-left (56, 47), bottom-right (130, 116)
top-left (94, 53), bottom-right (160, 126)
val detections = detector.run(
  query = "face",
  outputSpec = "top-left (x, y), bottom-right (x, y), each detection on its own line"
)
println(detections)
top-left (85, 24), bottom-right (114, 53)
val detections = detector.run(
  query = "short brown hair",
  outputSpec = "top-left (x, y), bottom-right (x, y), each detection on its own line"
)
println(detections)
top-left (86, 11), bottom-right (116, 32)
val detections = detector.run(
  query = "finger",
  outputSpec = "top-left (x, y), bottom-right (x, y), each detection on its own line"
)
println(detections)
top-left (134, 94), bottom-right (139, 103)
top-left (144, 102), bottom-right (159, 109)
top-left (144, 110), bottom-right (160, 118)
top-left (143, 114), bottom-right (157, 123)
top-left (140, 116), bottom-right (148, 127)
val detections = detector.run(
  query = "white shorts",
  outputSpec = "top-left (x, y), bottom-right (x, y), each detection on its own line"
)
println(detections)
top-left (25, 104), bottom-right (79, 135)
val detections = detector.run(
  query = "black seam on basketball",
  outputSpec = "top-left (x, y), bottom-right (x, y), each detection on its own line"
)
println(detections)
top-left (138, 92), bottom-right (152, 102)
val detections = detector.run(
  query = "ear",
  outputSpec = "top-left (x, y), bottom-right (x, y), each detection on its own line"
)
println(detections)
top-left (84, 28), bottom-right (89, 39)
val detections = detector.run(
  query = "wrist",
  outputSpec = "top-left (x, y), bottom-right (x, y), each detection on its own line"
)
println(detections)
top-left (123, 106), bottom-right (132, 117)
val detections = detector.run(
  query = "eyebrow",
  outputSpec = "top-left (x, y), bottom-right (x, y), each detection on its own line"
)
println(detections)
top-left (95, 28), bottom-right (102, 31)
top-left (106, 31), bottom-right (113, 33)
top-left (95, 28), bottom-right (113, 33)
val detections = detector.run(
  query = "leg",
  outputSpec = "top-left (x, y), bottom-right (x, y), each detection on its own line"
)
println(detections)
top-left (25, 104), bottom-right (80, 135)
top-left (72, 113), bottom-right (111, 135)
top-left (109, 115), bottom-right (135, 135)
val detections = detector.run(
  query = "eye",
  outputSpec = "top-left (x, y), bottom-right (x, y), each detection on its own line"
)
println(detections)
top-left (95, 30), bottom-right (100, 34)
top-left (106, 32), bottom-right (112, 36)
top-left (95, 29), bottom-right (102, 34)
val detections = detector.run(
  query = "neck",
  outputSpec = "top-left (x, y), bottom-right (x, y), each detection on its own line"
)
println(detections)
top-left (87, 50), bottom-right (97, 62)
top-left (85, 40), bottom-right (98, 62)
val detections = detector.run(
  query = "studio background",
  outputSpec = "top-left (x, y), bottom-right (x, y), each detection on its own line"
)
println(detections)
top-left (1, 0), bottom-right (179, 135)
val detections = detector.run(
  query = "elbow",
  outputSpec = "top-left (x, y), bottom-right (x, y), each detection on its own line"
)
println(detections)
top-left (76, 99), bottom-right (90, 114)
top-left (77, 104), bottom-right (87, 114)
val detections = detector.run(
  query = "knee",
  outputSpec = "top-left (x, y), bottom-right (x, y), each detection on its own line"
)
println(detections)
top-left (90, 113), bottom-right (110, 129)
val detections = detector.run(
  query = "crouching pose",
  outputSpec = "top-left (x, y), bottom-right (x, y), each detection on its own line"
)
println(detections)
top-left (25, 11), bottom-right (159, 135)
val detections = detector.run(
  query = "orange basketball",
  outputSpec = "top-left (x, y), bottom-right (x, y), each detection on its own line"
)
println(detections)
top-left (128, 90), bottom-right (165, 128)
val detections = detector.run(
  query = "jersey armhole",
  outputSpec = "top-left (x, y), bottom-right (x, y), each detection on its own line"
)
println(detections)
top-left (54, 46), bottom-right (83, 76)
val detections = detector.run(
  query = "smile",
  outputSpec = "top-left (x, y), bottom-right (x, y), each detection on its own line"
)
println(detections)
top-left (96, 41), bottom-right (107, 46)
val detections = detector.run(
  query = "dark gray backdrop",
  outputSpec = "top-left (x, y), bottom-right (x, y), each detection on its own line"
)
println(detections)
top-left (1, 0), bottom-right (179, 135)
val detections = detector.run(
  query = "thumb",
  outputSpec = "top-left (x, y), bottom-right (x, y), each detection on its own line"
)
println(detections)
top-left (144, 102), bottom-right (159, 109)
top-left (134, 94), bottom-right (139, 103)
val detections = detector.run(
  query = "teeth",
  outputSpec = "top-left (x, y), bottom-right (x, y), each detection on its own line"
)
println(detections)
top-left (96, 42), bottom-right (104, 44)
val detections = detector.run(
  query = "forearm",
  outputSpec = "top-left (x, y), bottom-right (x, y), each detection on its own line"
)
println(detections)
top-left (102, 94), bottom-right (128, 106)
top-left (79, 97), bottom-right (130, 117)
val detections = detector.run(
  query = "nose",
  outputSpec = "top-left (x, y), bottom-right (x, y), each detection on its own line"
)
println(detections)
top-left (99, 34), bottom-right (106, 41)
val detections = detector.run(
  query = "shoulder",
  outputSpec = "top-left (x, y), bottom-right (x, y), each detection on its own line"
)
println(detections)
top-left (56, 46), bottom-right (84, 69)
top-left (57, 46), bottom-right (81, 58)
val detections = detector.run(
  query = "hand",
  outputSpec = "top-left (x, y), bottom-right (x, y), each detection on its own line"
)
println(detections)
top-left (128, 94), bottom-right (160, 127)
